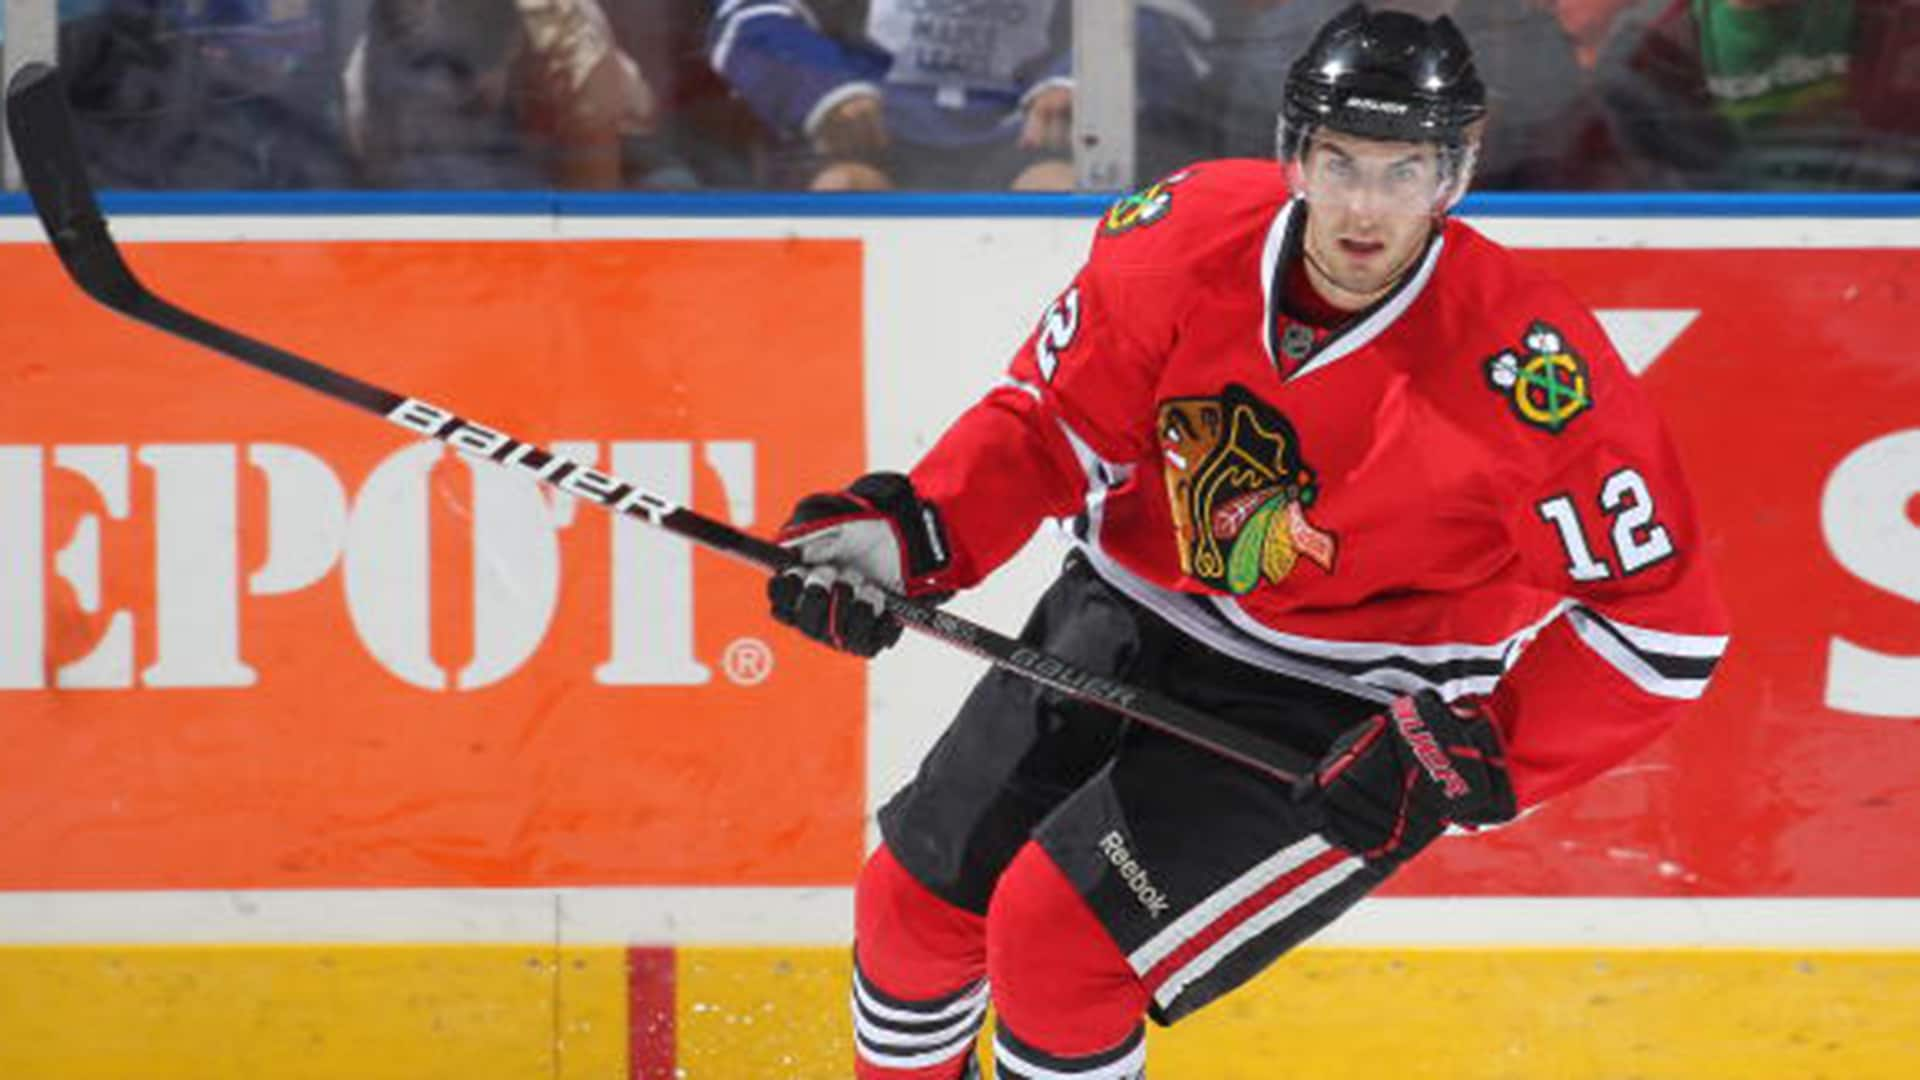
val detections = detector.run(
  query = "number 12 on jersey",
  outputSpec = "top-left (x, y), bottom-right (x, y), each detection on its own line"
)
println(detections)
top-left (1034, 286), bottom-right (1082, 381)
top-left (1537, 467), bottom-right (1676, 581)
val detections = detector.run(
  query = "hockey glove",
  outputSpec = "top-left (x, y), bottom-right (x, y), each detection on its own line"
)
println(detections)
top-left (1307, 691), bottom-right (1517, 863)
top-left (766, 472), bottom-right (952, 658)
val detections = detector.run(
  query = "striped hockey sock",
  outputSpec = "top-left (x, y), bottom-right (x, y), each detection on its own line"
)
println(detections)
top-left (851, 959), bottom-right (988, 1079)
top-left (993, 1022), bottom-right (1146, 1080)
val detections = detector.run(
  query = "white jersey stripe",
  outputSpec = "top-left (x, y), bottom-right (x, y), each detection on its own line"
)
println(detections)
top-left (1215, 594), bottom-right (1567, 666)
top-left (1258, 199), bottom-right (1297, 369)
top-left (1567, 608), bottom-right (1715, 700)
top-left (1080, 539), bottom-right (1396, 703)
top-left (996, 374), bottom-right (1045, 402)
top-left (1589, 610), bottom-right (1731, 658)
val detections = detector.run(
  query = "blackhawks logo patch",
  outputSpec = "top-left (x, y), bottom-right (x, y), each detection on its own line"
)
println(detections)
top-left (1485, 321), bottom-right (1594, 434)
top-left (1102, 171), bottom-right (1188, 235)
top-left (1158, 384), bottom-right (1337, 595)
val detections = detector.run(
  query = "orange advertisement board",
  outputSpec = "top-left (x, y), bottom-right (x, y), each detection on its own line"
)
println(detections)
top-left (6, 231), bottom-right (1920, 903)
top-left (0, 238), bottom-right (867, 889)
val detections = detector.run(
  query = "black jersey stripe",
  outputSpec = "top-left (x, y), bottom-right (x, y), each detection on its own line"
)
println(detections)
top-left (1569, 605), bottom-right (1722, 681)
top-left (1181, 592), bottom-right (1510, 685)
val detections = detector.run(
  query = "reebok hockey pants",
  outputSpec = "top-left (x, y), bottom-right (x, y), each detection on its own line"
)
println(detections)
top-left (852, 554), bottom-right (1389, 1078)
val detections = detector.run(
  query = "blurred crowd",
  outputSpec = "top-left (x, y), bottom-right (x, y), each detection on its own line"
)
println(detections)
top-left (1, 0), bottom-right (1915, 192)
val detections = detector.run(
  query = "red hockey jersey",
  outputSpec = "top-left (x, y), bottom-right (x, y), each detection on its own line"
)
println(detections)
top-left (906, 159), bottom-right (1730, 808)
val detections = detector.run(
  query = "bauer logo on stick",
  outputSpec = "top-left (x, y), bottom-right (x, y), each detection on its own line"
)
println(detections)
top-left (387, 397), bottom-right (679, 525)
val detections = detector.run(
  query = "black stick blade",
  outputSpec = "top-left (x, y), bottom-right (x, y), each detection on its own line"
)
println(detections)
top-left (5, 62), bottom-right (145, 310)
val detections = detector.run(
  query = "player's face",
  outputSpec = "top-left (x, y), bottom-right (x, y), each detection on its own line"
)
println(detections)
top-left (1296, 130), bottom-right (1443, 310)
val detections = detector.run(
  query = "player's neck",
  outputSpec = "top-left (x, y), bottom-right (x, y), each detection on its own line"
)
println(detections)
top-left (1304, 263), bottom-right (1384, 314)
top-left (1282, 255), bottom-right (1350, 329)
top-left (1296, 214), bottom-right (1439, 315)
top-left (1298, 244), bottom-right (1418, 314)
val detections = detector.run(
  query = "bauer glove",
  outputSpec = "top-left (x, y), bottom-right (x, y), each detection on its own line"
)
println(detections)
top-left (1306, 690), bottom-right (1517, 863)
top-left (767, 472), bottom-right (952, 658)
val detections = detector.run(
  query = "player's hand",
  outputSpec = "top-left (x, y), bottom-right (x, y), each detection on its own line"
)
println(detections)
top-left (1019, 85), bottom-right (1073, 151)
top-left (813, 92), bottom-right (889, 160)
top-left (767, 472), bottom-right (952, 658)
top-left (1305, 691), bottom-right (1517, 863)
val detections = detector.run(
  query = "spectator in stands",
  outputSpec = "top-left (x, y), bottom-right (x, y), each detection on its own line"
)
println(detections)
top-left (1555, 0), bottom-right (1640, 68)
top-left (344, 0), bottom-right (694, 189)
top-left (705, 0), bottom-right (1215, 191)
top-left (1595, 0), bottom-right (1920, 189)
top-left (52, 0), bottom-right (352, 189)
top-left (1211, 0), bottom-right (1606, 189)
top-left (1850, 0), bottom-right (1920, 182)
top-left (599, 0), bottom-right (753, 186)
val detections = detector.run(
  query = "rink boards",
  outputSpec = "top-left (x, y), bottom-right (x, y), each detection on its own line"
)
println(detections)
top-left (2, 207), bottom-right (1918, 1077)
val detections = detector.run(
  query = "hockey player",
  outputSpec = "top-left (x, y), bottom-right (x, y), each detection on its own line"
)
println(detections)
top-left (768, 5), bottom-right (1731, 1077)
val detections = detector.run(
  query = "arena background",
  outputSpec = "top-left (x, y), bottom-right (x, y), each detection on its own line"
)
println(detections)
top-left (2, 196), bottom-right (1919, 1077)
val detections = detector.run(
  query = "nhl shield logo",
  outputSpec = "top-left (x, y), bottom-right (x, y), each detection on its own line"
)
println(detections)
top-left (1158, 384), bottom-right (1337, 594)
top-left (1484, 321), bottom-right (1593, 434)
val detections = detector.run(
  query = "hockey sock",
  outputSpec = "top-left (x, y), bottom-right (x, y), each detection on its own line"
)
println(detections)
top-left (994, 1022), bottom-right (1147, 1080)
top-left (986, 842), bottom-right (1151, 1073)
top-left (853, 845), bottom-right (989, 1079)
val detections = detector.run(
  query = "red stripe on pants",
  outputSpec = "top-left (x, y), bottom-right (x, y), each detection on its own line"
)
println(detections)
top-left (1141, 846), bottom-right (1349, 993)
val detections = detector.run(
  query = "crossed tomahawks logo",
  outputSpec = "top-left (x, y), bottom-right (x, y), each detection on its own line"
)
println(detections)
top-left (1101, 171), bottom-right (1190, 235)
top-left (1484, 321), bottom-right (1594, 434)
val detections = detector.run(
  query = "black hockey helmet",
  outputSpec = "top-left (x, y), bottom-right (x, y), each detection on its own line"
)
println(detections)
top-left (1277, 4), bottom-right (1487, 207)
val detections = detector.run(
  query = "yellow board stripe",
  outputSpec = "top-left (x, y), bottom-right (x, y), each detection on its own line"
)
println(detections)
top-left (1155, 947), bottom-right (1920, 1080)
top-left (674, 946), bottom-right (1920, 1079)
top-left (5, 944), bottom-right (1920, 1077)
top-left (0, 944), bottom-right (626, 1080)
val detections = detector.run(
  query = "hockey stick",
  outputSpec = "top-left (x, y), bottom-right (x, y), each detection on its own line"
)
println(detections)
top-left (6, 62), bottom-right (1333, 785)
